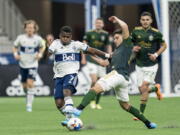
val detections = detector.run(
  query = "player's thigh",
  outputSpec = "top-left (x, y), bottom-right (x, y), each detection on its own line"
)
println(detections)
top-left (86, 62), bottom-right (98, 75)
top-left (20, 67), bottom-right (28, 83)
top-left (96, 70), bottom-right (121, 92)
top-left (63, 74), bottom-right (78, 95)
top-left (54, 78), bottom-right (64, 99)
top-left (97, 65), bottom-right (106, 77)
top-left (114, 75), bottom-right (129, 102)
top-left (142, 64), bottom-right (158, 84)
top-left (135, 65), bottom-right (144, 87)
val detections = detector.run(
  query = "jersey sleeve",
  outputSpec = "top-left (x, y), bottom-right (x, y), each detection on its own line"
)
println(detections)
top-left (156, 31), bottom-right (165, 43)
top-left (48, 40), bottom-right (57, 54)
top-left (83, 32), bottom-right (89, 42)
top-left (38, 36), bottom-right (46, 48)
top-left (131, 29), bottom-right (137, 44)
top-left (76, 41), bottom-right (89, 51)
top-left (14, 35), bottom-right (21, 48)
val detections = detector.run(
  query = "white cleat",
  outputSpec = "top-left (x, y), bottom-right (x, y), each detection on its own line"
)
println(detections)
top-left (26, 106), bottom-right (32, 112)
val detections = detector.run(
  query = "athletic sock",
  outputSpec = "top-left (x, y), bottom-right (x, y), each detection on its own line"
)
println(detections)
top-left (26, 88), bottom-right (35, 108)
top-left (128, 106), bottom-right (151, 125)
top-left (77, 90), bottom-right (97, 110)
top-left (96, 93), bottom-right (101, 104)
top-left (140, 103), bottom-right (146, 114)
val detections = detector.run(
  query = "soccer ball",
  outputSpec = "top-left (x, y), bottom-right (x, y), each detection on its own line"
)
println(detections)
top-left (67, 118), bottom-right (83, 131)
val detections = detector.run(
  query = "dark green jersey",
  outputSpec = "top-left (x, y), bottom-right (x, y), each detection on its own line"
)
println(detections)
top-left (110, 37), bottom-right (133, 80)
top-left (131, 26), bottom-right (165, 67)
top-left (83, 29), bottom-right (111, 64)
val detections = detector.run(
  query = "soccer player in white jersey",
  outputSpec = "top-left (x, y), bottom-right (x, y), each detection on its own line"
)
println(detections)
top-left (13, 20), bottom-right (45, 112)
top-left (48, 26), bottom-right (111, 126)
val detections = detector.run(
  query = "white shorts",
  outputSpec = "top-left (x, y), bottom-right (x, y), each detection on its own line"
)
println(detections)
top-left (97, 70), bottom-right (129, 102)
top-left (86, 62), bottom-right (106, 77)
top-left (135, 64), bottom-right (158, 86)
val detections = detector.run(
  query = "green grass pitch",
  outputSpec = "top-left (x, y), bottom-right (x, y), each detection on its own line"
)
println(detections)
top-left (0, 96), bottom-right (179, 135)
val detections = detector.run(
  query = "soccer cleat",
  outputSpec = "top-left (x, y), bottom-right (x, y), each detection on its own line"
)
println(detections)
top-left (26, 106), bottom-right (32, 112)
top-left (61, 119), bottom-right (69, 127)
top-left (146, 122), bottom-right (157, 129)
top-left (73, 108), bottom-right (82, 117)
top-left (155, 84), bottom-right (163, 100)
top-left (90, 101), bottom-right (96, 109)
top-left (96, 104), bottom-right (102, 109)
top-left (133, 117), bottom-right (139, 121)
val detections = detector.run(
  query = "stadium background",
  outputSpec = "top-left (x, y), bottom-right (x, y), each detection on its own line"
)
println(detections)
top-left (0, 0), bottom-right (179, 97)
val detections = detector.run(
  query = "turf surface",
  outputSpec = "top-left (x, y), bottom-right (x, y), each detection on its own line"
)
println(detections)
top-left (0, 96), bottom-right (179, 135)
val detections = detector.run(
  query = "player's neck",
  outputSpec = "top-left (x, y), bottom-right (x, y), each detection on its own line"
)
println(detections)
top-left (143, 26), bottom-right (151, 31)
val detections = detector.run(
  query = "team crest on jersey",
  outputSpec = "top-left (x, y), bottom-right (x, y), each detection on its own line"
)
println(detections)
top-left (101, 35), bottom-right (105, 41)
top-left (149, 35), bottom-right (154, 41)
top-left (137, 35), bottom-right (141, 39)
top-left (91, 35), bottom-right (96, 39)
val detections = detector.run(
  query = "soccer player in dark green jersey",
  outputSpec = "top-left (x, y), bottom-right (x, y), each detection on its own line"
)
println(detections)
top-left (73, 16), bottom-right (157, 129)
top-left (131, 12), bottom-right (167, 120)
top-left (83, 18), bottom-right (112, 109)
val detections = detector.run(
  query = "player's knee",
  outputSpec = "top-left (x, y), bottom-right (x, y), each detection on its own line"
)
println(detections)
top-left (55, 99), bottom-right (64, 109)
top-left (91, 83), bottom-right (103, 94)
top-left (26, 79), bottom-right (34, 88)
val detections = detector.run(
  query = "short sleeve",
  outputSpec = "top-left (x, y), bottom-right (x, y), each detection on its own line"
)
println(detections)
top-left (14, 35), bottom-right (21, 47)
top-left (76, 41), bottom-right (89, 51)
top-left (38, 36), bottom-right (46, 48)
top-left (83, 32), bottom-right (89, 42)
top-left (156, 32), bottom-right (165, 43)
top-left (48, 40), bottom-right (57, 54)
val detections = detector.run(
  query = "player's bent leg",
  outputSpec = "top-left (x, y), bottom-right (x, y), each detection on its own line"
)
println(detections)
top-left (89, 74), bottom-right (98, 109)
top-left (55, 99), bottom-right (65, 115)
top-left (119, 101), bottom-right (157, 129)
top-left (74, 83), bottom-right (104, 117)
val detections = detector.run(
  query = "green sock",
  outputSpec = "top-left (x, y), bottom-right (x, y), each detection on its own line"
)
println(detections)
top-left (96, 93), bottom-right (101, 104)
top-left (128, 106), bottom-right (150, 124)
top-left (140, 104), bottom-right (146, 114)
top-left (77, 90), bottom-right (97, 110)
top-left (149, 85), bottom-right (158, 93)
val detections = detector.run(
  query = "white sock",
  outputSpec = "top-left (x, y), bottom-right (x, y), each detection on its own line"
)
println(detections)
top-left (59, 105), bottom-right (65, 115)
top-left (64, 96), bottom-right (74, 119)
top-left (26, 88), bottom-right (35, 108)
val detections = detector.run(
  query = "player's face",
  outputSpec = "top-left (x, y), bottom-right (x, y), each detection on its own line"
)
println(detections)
top-left (140, 16), bottom-right (152, 29)
top-left (46, 35), bottom-right (54, 45)
top-left (95, 19), bottom-right (104, 30)
top-left (25, 23), bottom-right (35, 36)
top-left (60, 32), bottom-right (72, 45)
top-left (113, 34), bottom-right (123, 47)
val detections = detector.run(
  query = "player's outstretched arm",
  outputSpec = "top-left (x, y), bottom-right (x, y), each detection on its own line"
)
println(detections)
top-left (109, 16), bottom-right (129, 39)
top-left (86, 47), bottom-right (111, 59)
top-left (90, 55), bottom-right (109, 67)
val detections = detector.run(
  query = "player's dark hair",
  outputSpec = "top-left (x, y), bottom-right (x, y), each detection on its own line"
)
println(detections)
top-left (140, 11), bottom-right (152, 18)
top-left (60, 26), bottom-right (72, 34)
top-left (113, 29), bottom-right (122, 36)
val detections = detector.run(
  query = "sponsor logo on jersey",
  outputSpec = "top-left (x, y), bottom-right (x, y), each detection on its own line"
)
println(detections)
top-left (62, 53), bottom-right (75, 61)
top-left (101, 35), bottom-right (105, 41)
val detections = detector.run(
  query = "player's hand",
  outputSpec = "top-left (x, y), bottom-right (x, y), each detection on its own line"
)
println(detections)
top-left (35, 53), bottom-right (43, 60)
top-left (14, 54), bottom-right (21, 60)
top-left (108, 16), bottom-right (119, 23)
top-left (148, 53), bottom-right (157, 61)
top-left (133, 46), bottom-right (141, 52)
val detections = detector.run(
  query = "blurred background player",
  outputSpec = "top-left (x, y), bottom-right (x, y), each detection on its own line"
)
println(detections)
top-left (131, 11), bottom-right (167, 120)
top-left (74, 16), bottom-right (157, 129)
top-left (40, 34), bottom-right (54, 64)
top-left (48, 26), bottom-right (111, 126)
top-left (83, 18), bottom-right (112, 109)
top-left (12, 20), bottom-right (45, 112)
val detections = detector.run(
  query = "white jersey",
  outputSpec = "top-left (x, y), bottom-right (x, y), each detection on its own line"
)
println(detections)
top-left (49, 39), bottom-right (88, 78)
top-left (14, 34), bottom-right (45, 68)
